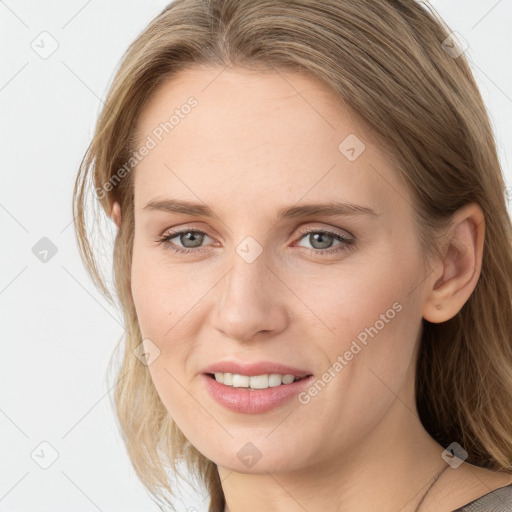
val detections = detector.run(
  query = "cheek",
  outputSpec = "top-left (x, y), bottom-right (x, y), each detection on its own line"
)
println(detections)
top-left (130, 253), bottom-right (199, 425)
top-left (288, 255), bottom-right (409, 342)
top-left (290, 251), bottom-right (422, 399)
top-left (130, 256), bottom-right (164, 338)
top-left (130, 246), bottom-right (207, 394)
top-left (130, 244), bottom-right (196, 338)
top-left (289, 285), bottom-right (419, 457)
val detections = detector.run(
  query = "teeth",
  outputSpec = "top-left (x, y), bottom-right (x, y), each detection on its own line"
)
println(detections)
top-left (213, 372), bottom-right (302, 389)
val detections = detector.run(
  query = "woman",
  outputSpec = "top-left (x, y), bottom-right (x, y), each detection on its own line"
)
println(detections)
top-left (72, 1), bottom-right (512, 511)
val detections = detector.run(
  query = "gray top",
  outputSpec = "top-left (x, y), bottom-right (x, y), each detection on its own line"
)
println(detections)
top-left (452, 483), bottom-right (512, 511)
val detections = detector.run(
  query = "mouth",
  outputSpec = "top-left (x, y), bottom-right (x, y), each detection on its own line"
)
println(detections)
top-left (202, 372), bottom-right (315, 414)
top-left (205, 372), bottom-right (313, 389)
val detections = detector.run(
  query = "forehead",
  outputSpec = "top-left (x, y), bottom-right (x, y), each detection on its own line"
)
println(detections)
top-left (131, 66), bottom-right (409, 220)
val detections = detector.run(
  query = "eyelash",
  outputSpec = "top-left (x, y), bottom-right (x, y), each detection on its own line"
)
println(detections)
top-left (156, 226), bottom-right (355, 257)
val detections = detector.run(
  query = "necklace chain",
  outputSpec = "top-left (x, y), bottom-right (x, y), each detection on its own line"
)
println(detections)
top-left (222, 463), bottom-right (449, 512)
top-left (414, 464), bottom-right (449, 512)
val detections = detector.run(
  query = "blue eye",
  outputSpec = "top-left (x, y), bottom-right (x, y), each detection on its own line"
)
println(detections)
top-left (157, 228), bottom-right (355, 256)
top-left (157, 230), bottom-right (214, 254)
top-left (295, 230), bottom-right (354, 254)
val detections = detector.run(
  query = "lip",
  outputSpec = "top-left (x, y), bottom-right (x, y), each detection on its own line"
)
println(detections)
top-left (202, 373), bottom-right (314, 414)
top-left (201, 360), bottom-right (312, 378)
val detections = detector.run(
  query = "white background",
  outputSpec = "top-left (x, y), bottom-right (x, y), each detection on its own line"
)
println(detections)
top-left (1, 1), bottom-right (511, 511)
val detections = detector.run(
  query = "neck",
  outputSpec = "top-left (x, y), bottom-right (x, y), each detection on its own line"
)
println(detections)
top-left (219, 378), bottom-right (445, 512)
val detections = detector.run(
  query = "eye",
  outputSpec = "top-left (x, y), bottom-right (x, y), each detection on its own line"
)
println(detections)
top-left (157, 229), bottom-right (215, 254)
top-left (156, 227), bottom-right (355, 256)
top-left (294, 228), bottom-right (355, 256)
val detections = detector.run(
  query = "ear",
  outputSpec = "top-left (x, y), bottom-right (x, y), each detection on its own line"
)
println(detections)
top-left (422, 202), bottom-right (485, 323)
top-left (111, 201), bottom-right (122, 229)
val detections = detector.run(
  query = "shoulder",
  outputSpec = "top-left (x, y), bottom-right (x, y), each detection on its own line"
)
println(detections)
top-left (426, 463), bottom-right (512, 512)
top-left (452, 482), bottom-right (512, 511)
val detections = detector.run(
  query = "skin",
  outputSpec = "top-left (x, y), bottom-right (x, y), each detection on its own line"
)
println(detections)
top-left (111, 66), bottom-right (511, 512)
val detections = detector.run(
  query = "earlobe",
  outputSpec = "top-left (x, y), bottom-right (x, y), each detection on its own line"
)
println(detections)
top-left (422, 203), bottom-right (485, 324)
top-left (111, 201), bottom-right (122, 228)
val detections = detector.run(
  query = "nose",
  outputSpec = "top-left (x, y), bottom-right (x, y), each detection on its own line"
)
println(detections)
top-left (212, 250), bottom-right (289, 343)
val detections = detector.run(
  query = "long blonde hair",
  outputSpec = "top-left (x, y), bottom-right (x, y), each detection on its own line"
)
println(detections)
top-left (72, 1), bottom-right (512, 510)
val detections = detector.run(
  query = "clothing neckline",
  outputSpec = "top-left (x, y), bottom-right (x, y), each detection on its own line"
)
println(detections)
top-left (450, 482), bottom-right (512, 511)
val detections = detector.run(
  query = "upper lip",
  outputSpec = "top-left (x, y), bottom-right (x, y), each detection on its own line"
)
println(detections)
top-left (202, 360), bottom-right (312, 378)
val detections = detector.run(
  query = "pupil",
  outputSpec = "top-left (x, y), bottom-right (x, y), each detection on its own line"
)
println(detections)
top-left (182, 231), bottom-right (203, 248)
top-left (311, 232), bottom-right (332, 249)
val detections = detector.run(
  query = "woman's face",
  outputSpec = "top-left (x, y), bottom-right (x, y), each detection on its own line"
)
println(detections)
top-left (130, 65), bottom-right (434, 473)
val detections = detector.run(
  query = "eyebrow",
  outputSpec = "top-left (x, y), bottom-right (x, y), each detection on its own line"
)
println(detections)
top-left (143, 198), bottom-right (379, 219)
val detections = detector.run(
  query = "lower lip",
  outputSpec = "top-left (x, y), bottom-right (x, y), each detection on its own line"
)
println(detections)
top-left (202, 373), bottom-right (314, 414)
